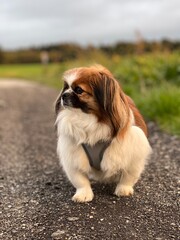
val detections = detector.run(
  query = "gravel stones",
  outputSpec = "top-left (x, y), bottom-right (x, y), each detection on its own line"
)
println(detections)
top-left (0, 80), bottom-right (179, 240)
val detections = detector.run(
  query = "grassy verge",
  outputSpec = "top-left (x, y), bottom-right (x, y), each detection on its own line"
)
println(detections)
top-left (0, 52), bottom-right (179, 136)
top-left (0, 63), bottom-right (66, 88)
top-left (135, 83), bottom-right (180, 135)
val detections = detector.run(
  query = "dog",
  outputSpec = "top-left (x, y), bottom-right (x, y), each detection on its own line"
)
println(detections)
top-left (55, 65), bottom-right (152, 202)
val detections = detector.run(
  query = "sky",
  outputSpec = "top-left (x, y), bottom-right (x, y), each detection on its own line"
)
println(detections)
top-left (0, 0), bottom-right (180, 50)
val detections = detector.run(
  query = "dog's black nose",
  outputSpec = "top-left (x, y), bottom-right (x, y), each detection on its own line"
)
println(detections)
top-left (62, 92), bottom-right (71, 100)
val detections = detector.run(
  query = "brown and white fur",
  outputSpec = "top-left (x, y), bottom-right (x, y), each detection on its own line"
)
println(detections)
top-left (55, 65), bottom-right (152, 202)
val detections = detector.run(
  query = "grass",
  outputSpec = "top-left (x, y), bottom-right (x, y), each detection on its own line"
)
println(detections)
top-left (0, 63), bottom-right (66, 88)
top-left (0, 52), bottom-right (180, 136)
top-left (135, 84), bottom-right (180, 135)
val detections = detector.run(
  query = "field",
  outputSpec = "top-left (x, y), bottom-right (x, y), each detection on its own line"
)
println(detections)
top-left (0, 52), bottom-right (180, 135)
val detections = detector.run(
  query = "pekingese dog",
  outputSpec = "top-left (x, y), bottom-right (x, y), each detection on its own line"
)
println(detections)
top-left (55, 65), bottom-right (152, 202)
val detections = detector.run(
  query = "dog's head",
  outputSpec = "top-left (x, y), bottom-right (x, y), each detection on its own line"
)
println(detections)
top-left (55, 65), bottom-right (130, 137)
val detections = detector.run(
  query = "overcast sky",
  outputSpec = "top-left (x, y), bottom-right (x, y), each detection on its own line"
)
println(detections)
top-left (0, 0), bottom-right (180, 50)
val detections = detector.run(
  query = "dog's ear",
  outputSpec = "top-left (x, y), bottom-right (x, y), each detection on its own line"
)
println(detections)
top-left (91, 72), bottom-right (130, 137)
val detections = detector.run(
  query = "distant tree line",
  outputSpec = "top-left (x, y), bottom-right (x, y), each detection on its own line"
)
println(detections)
top-left (100, 39), bottom-right (180, 55)
top-left (0, 40), bottom-right (180, 64)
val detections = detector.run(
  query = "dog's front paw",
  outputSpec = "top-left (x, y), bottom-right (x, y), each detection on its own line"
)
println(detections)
top-left (114, 185), bottom-right (134, 197)
top-left (72, 188), bottom-right (94, 203)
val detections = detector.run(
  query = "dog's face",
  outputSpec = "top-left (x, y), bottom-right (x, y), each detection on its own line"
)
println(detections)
top-left (55, 65), bottom-right (130, 137)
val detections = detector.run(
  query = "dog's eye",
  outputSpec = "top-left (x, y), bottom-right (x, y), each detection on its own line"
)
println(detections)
top-left (74, 86), bottom-right (84, 95)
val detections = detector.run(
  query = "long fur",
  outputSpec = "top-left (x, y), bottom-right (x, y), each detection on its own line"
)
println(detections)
top-left (55, 65), bottom-right (152, 202)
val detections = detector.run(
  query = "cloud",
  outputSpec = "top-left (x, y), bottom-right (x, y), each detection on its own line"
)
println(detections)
top-left (0, 0), bottom-right (180, 49)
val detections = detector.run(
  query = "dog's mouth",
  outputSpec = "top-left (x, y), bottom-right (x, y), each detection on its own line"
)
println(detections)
top-left (62, 98), bottom-right (73, 108)
top-left (61, 92), bottom-right (76, 108)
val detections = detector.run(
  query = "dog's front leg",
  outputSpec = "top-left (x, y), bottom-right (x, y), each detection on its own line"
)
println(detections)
top-left (114, 170), bottom-right (137, 197)
top-left (66, 169), bottom-right (94, 202)
top-left (114, 163), bottom-right (145, 197)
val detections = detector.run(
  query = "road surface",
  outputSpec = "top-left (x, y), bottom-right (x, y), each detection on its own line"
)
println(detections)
top-left (0, 79), bottom-right (179, 240)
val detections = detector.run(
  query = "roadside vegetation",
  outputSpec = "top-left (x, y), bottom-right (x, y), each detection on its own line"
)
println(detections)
top-left (0, 51), bottom-right (179, 135)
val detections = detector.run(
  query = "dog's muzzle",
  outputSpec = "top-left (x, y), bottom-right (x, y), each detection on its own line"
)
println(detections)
top-left (62, 92), bottom-right (73, 107)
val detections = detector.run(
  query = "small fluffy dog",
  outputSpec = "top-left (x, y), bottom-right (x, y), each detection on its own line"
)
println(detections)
top-left (55, 65), bottom-right (152, 202)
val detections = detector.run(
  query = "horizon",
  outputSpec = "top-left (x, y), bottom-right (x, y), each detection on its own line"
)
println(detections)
top-left (1, 37), bottom-right (180, 52)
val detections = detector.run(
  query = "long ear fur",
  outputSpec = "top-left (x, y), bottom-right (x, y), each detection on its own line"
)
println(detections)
top-left (91, 71), bottom-right (130, 137)
top-left (126, 95), bottom-right (148, 136)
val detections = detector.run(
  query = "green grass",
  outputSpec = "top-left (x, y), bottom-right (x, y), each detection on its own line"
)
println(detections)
top-left (0, 52), bottom-right (180, 136)
top-left (135, 84), bottom-right (180, 135)
top-left (0, 63), bottom-right (66, 88)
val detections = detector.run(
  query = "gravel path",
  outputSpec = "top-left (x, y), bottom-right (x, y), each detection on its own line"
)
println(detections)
top-left (0, 79), bottom-right (179, 240)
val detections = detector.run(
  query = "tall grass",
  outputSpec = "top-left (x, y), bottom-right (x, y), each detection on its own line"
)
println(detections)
top-left (0, 52), bottom-right (179, 135)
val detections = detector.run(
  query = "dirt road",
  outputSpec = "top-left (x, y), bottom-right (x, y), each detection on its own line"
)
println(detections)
top-left (0, 79), bottom-right (179, 240)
